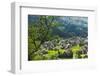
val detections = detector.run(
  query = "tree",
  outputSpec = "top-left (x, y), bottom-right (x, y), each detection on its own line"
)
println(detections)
top-left (28, 16), bottom-right (61, 60)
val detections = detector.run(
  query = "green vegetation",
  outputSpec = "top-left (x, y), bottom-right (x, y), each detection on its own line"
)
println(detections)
top-left (28, 15), bottom-right (88, 60)
top-left (71, 44), bottom-right (81, 58)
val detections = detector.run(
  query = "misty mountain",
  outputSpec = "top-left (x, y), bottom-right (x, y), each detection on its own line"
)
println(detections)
top-left (28, 15), bottom-right (88, 38)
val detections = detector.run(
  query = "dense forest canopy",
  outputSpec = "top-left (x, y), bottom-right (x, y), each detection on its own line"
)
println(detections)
top-left (28, 15), bottom-right (88, 60)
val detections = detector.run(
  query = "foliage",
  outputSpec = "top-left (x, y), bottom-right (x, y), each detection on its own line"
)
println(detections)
top-left (71, 44), bottom-right (81, 53)
top-left (59, 49), bottom-right (65, 54)
top-left (28, 16), bottom-right (61, 60)
top-left (28, 15), bottom-right (88, 60)
top-left (71, 44), bottom-right (81, 58)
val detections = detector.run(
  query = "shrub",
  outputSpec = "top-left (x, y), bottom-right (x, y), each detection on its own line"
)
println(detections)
top-left (71, 44), bottom-right (81, 58)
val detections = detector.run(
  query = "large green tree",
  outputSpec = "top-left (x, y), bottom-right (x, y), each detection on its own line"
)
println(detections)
top-left (28, 16), bottom-right (61, 60)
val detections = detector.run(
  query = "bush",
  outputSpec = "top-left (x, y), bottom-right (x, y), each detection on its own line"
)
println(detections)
top-left (47, 50), bottom-right (59, 59)
top-left (71, 44), bottom-right (81, 58)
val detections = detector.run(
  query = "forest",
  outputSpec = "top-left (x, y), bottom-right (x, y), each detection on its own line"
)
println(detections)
top-left (28, 15), bottom-right (88, 61)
